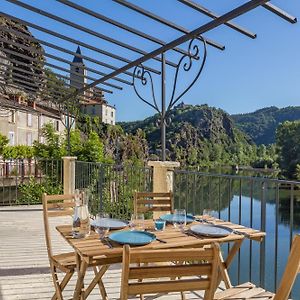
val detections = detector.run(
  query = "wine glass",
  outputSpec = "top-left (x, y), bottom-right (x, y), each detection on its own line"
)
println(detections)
top-left (94, 212), bottom-right (110, 241)
top-left (129, 213), bottom-right (144, 231)
top-left (202, 209), bottom-right (216, 223)
top-left (173, 209), bottom-right (186, 232)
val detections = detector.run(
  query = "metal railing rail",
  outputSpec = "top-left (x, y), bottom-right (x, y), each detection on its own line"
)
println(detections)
top-left (173, 169), bottom-right (300, 297)
top-left (75, 161), bottom-right (153, 219)
top-left (0, 159), bottom-right (62, 206)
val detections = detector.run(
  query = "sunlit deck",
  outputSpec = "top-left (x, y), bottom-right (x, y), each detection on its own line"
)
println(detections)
top-left (0, 206), bottom-right (226, 300)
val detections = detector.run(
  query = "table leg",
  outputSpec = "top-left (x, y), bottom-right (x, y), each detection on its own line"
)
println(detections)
top-left (73, 255), bottom-right (88, 300)
top-left (218, 239), bottom-right (244, 288)
top-left (84, 265), bottom-right (110, 299)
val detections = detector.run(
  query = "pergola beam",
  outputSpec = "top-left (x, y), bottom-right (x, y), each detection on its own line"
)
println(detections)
top-left (1, 47), bottom-right (119, 94)
top-left (0, 12), bottom-right (157, 77)
top-left (112, 0), bottom-right (225, 51)
top-left (75, 0), bottom-right (271, 97)
top-left (6, 0), bottom-right (177, 68)
top-left (177, 0), bottom-right (257, 39)
top-left (0, 61), bottom-right (109, 99)
top-left (0, 26), bottom-right (158, 78)
top-left (0, 37), bottom-right (123, 91)
top-left (262, 3), bottom-right (297, 23)
top-left (0, 52), bottom-right (128, 91)
top-left (57, 0), bottom-right (191, 57)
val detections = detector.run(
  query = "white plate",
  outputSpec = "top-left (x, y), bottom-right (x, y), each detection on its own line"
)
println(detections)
top-left (91, 218), bottom-right (128, 229)
top-left (190, 224), bottom-right (233, 237)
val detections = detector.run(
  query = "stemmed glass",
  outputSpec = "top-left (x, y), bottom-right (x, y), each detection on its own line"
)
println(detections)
top-left (94, 212), bottom-right (110, 241)
top-left (173, 209), bottom-right (186, 232)
top-left (201, 209), bottom-right (216, 223)
top-left (129, 213), bottom-right (145, 231)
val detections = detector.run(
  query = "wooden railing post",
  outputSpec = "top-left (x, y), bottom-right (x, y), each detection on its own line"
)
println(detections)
top-left (62, 156), bottom-right (77, 195)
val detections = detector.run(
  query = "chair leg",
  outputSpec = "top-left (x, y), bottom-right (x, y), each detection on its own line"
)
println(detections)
top-left (50, 265), bottom-right (64, 300)
top-left (137, 263), bottom-right (144, 300)
top-left (93, 266), bottom-right (108, 300)
top-left (51, 271), bottom-right (74, 300)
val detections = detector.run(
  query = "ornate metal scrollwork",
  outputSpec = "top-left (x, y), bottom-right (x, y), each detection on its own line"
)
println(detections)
top-left (168, 36), bottom-right (207, 112)
top-left (132, 36), bottom-right (207, 122)
top-left (133, 64), bottom-right (160, 114)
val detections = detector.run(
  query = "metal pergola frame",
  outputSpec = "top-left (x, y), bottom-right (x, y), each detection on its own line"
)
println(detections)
top-left (0, 0), bottom-right (297, 160)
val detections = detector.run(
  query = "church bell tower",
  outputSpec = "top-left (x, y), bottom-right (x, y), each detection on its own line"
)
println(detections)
top-left (70, 46), bottom-right (87, 90)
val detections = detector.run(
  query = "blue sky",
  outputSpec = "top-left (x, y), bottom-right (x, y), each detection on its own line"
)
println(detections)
top-left (1, 0), bottom-right (300, 121)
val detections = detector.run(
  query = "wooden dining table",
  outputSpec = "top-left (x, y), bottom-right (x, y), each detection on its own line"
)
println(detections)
top-left (56, 216), bottom-right (266, 300)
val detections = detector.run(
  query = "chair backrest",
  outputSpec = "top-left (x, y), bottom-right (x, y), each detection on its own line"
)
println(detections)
top-left (42, 193), bottom-right (75, 258)
top-left (133, 192), bottom-right (173, 218)
top-left (274, 234), bottom-right (300, 300)
top-left (120, 243), bottom-right (221, 300)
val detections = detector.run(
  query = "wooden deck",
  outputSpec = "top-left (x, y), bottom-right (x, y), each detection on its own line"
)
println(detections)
top-left (0, 206), bottom-right (224, 300)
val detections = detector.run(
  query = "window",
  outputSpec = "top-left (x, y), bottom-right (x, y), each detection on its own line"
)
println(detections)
top-left (27, 132), bottom-right (33, 146)
top-left (111, 111), bottom-right (114, 118)
top-left (8, 131), bottom-right (15, 146)
top-left (55, 120), bottom-right (59, 131)
top-left (27, 113), bottom-right (32, 127)
top-left (9, 111), bottom-right (15, 123)
top-left (40, 115), bottom-right (44, 128)
top-left (75, 67), bottom-right (80, 73)
top-left (105, 109), bottom-right (108, 116)
top-left (111, 120), bottom-right (113, 125)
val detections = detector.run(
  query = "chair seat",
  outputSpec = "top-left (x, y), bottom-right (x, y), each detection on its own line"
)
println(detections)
top-left (52, 252), bottom-right (122, 272)
top-left (214, 282), bottom-right (275, 299)
top-left (52, 252), bottom-right (77, 270)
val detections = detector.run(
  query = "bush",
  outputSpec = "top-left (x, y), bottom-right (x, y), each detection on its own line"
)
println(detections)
top-left (17, 177), bottom-right (62, 205)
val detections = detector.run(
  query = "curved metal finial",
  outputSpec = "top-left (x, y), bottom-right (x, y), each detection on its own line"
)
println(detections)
top-left (133, 64), bottom-right (160, 114)
top-left (168, 36), bottom-right (207, 112)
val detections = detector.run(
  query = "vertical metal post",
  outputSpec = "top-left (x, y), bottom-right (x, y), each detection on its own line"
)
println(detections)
top-left (161, 52), bottom-right (166, 161)
top-left (260, 181), bottom-right (266, 288)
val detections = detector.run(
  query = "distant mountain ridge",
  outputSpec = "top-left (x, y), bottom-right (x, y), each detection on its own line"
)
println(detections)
top-left (232, 106), bottom-right (300, 145)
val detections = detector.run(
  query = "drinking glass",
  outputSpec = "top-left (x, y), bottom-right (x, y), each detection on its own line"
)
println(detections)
top-left (154, 219), bottom-right (166, 231)
top-left (129, 213), bottom-right (144, 231)
top-left (202, 209), bottom-right (216, 222)
top-left (173, 209), bottom-right (186, 232)
top-left (94, 212), bottom-right (110, 241)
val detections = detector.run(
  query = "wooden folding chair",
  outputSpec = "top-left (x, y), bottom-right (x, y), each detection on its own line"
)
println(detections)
top-left (120, 243), bottom-right (221, 300)
top-left (214, 234), bottom-right (300, 300)
top-left (42, 193), bottom-right (109, 300)
top-left (133, 191), bottom-right (173, 219)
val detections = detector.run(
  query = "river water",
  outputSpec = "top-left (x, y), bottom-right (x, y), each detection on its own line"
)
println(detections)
top-left (174, 169), bottom-right (300, 298)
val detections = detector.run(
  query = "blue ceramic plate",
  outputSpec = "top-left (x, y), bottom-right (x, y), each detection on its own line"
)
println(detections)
top-left (190, 224), bottom-right (233, 237)
top-left (108, 230), bottom-right (156, 246)
top-left (91, 218), bottom-right (128, 230)
top-left (160, 213), bottom-right (195, 224)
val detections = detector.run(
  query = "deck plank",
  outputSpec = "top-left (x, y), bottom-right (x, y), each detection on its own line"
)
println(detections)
top-left (0, 205), bottom-right (224, 299)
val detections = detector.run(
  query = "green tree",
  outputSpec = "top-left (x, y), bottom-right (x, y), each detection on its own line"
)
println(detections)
top-left (0, 133), bottom-right (8, 155)
top-left (276, 121), bottom-right (300, 179)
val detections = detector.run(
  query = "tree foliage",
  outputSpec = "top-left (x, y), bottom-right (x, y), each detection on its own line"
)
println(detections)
top-left (276, 121), bottom-right (300, 179)
top-left (232, 106), bottom-right (300, 145)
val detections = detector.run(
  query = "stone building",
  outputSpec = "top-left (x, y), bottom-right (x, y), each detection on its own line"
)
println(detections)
top-left (70, 46), bottom-right (116, 125)
top-left (0, 96), bottom-right (74, 146)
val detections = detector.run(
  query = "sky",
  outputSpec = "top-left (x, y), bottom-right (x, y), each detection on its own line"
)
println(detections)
top-left (1, 0), bottom-right (300, 121)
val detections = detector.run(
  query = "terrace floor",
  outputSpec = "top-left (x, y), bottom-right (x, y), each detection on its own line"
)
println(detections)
top-left (0, 206), bottom-right (225, 300)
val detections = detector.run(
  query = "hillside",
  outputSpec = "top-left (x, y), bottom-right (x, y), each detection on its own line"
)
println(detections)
top-left (119, 104), bottom-right (255, 166)
top-left (232, 106), bottom-right (300, 145)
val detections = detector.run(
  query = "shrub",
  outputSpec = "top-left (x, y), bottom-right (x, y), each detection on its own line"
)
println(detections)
top-left (17, 177), bottom-right (62, 205)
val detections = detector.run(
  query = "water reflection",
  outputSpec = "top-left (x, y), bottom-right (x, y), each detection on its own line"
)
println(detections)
top-left (174, 171), bottom-right (300, 297)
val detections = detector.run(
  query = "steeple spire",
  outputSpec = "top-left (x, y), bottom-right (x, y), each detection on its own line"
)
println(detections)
top-left (73, 46), bottom-right (84, 63)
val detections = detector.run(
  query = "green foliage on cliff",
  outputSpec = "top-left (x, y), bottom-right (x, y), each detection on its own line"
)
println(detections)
top-left (232, 106), bottom-right (300, 145)
top-left (119, 104), bottom-right (260, 167)
top-left (77, 115), bottom-right (149, 164)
